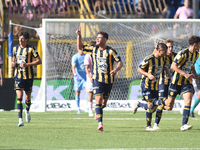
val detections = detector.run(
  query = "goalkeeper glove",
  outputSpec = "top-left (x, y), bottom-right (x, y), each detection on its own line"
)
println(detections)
top-left (74, 74), bottom-right (81, 82)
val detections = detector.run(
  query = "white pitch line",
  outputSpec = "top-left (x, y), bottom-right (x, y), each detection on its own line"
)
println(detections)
top-left (52, 148), bottom-right (200, 150)
top-left (33, 118), bottom-right (200, 120)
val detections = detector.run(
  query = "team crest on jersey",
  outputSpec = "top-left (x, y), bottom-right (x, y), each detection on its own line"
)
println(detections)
top-left (145, 96), bottom-right (148, 100)
top-left (170, 92), bottom-right (174, 96)
top-left (98, 62), bottom-right (108, 73)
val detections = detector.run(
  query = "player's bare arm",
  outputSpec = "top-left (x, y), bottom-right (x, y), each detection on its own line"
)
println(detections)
top-left (76, 26), bottom-right (83, 51)
top-left (137, 68), bottom-right (156, 80)
top-left (192, 67), bottom-right (199, 79)
top-left (20, 56), bottom-right (42, 68)
top-left (174, 13), bottom-right (179, 19)
top-left (71, 65), bottom-right (76, 75)
top-left (12, 56), bottom-right (16, 67)
top-left (163, 66), bottom-right (171, 78)
top-left (171, 62), bottom-right (193, 81)
top-left (110, 61), bottom-right (123, 76)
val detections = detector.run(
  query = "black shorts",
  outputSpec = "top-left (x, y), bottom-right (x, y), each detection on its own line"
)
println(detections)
top-left (158, 83), bottom-right (169, 98)
top-left (14, 79), bottom-right (33, 93)
top-left (168, 83), bottom-right (194, 98)
top-left (93, 79), bottom-right (113, 99)
top-left (141, 81), bottom-right (158, 101)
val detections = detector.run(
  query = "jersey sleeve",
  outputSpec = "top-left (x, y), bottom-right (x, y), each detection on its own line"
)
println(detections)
top-left (31, 47), bottom-right (39, 58)
top-left (138, 57), bottom-right (149, 70)
top-left (71, 55), bottom-right (77, 66)
top-left (173, 51), bottom-right (185, 65)
top-left (13, 46), bottom-right (16, 57)
top-left (83, 45), bottom-right (94, 55)
top-left (112, 49), bottom-right (121, 62)
top-left (175, 7), bottom-right (181, 15)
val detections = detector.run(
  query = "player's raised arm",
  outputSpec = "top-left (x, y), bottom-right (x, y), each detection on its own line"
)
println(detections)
top-left (76, 26), bottom-right (83, 51)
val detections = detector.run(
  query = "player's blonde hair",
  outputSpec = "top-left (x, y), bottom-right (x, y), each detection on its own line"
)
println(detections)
top-left (164, 38), bottom-right (174, 44)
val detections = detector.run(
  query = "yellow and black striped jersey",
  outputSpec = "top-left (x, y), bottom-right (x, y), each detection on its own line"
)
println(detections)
top-left (171, 48), bottom-right (199, 85)
top-left (159, 52), bottom-right (177, 85)
top-left (138, 53), bottom-right (165, 90)
top-left (13, 44), bottom-right (39, 80)
top-left (83, 45), bottom-right (121, 84)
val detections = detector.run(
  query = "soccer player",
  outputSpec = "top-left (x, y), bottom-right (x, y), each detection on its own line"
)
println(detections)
top-left (148, 35), bottom-right (200, 131)
top-left (84, 41), bottom-right (96, 117)
top-left (12, 31), bottom-right (42, 127)
top-left (137, 43), bottom-right (168, 131)
top-left (189, 54), bottom-right (200, 118)
top-left (71, 49), bottom-right (87, 114)
top-left (154, 39), bottom-right (177, 130)
top-left (76, 27), bottom-right (123, 131)
top-left (133, 39), bottom-right (175, 130)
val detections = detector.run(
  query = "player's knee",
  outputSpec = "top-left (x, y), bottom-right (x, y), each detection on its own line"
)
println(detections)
top-left (166, 106), bottom-right (173, 111)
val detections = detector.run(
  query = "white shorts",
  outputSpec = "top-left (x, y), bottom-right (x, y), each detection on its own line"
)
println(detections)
top-left (86, 78), bottom-right (93, 92)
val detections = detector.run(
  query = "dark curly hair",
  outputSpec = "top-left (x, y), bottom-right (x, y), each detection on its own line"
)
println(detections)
top-left (188, 35), bottom-right (200, 46)
top-left (97, 31), bottom-right (108, 40)
top-left (18, 31), bottom-right (30, 40)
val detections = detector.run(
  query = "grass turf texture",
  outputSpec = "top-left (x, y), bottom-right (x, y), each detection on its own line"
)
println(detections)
top-left (0, 111), bottom-right (200, 149)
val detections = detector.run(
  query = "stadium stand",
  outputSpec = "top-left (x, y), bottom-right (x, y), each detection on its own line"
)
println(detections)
top-left (0, 0), bottom-right (173, 39)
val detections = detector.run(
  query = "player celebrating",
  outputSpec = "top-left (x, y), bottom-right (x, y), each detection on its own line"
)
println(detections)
top-left (133, 40), bottom-right (174, 130)
top-left (148, 35), bottom-right (200, 131)
top-left (12, 31), bottom-right (42, 127)
top-left (71, 49), bottom-right (87, 114)
top-left (154, 39), bottom-right (177, 130)
top-left (137, 43), bottom-right (168, 131)
top-left (76, 27), bottom-right (123, 131)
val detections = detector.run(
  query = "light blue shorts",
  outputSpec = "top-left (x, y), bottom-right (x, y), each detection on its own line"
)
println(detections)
top-left (73, 78), bottom-right (86, 91)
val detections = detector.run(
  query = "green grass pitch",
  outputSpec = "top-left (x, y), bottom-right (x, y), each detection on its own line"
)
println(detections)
top-left (0, 110), bottom-right (200, 149)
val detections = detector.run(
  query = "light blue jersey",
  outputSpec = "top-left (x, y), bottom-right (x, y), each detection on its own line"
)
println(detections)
top-left (71, 53), bottom-right (86, 80)
top-left (71, 53), bottom-right (86, 91)
top-left (195, 55), bottom-right (200, 75)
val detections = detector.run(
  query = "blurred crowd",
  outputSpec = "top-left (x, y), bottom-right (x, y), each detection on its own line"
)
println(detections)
top-left (0, 0), bottom-right (198, 39)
